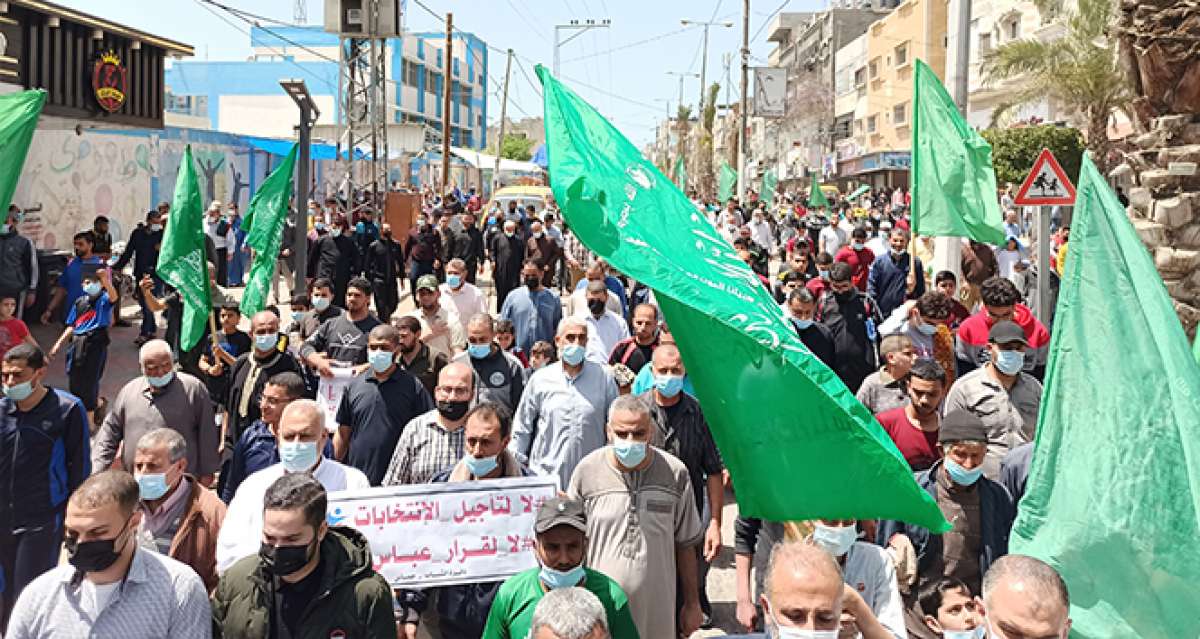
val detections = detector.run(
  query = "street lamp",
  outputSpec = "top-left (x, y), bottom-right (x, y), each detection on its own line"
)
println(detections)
top-left (666, 71), bottom-right (699, 114)
top-left (680, 19), bottom-right (735, 113)
top-left (280, 78), bottom-right (320, 295)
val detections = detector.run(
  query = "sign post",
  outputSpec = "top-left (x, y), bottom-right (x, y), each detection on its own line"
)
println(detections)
top-left (1013, 148), bottom-right (1076, 322)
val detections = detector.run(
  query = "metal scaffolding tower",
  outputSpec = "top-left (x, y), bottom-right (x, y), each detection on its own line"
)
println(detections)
top-left (336, 33), bottom-right (388, 215)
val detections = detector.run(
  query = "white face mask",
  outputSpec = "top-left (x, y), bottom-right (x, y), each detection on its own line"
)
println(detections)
top-left (766, 604), bottom-right (839, 639)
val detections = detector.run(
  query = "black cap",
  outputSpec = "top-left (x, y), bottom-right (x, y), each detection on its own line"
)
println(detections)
top-left (938, 409), bottom-right (989, 444)
top-left (988, 320), bottom-right (1028, 346)
top-left (781, 270), bottom-right (806, 284)
top-left (534, 497), bottom-right (587, 534)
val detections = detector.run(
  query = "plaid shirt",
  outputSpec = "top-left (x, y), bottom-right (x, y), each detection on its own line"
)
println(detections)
top-left (562, 231), bottom-right (593, 266)
top-left (381, 409), bottom-right (465, 485)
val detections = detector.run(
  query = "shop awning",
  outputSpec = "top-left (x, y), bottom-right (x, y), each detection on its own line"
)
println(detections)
top-left (245, 136), bottom-right (363, 161)
top-left (449, 146), bottom-right (543, 173)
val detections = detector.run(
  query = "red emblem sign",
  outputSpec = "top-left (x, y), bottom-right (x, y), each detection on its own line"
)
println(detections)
top-left (92, 50), bottom-right (127, 113)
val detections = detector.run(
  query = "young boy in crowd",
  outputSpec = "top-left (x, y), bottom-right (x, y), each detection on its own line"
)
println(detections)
top-left (495, 318), bottom-right (528, 367)
top-left (49, 265), bottom-right (116, 427)
top-left (919, 577), bottom-right (987, 639)
top-left (0, 294), bottom-right (37, 358)
top-left (528, 340), bottom-right (555, 371)
top-left (199, 303), bottom-right (252, 406)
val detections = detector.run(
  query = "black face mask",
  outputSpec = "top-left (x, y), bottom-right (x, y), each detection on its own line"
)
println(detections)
top-left (587, 299), bottom-right (606, 316)
top-left (523, 276), bottom-right (541, 289)
top-left (437, 399), bottom-right (470, 421)
top-left (834, 289), bottom-right (855, 302)
top-left (66, 519), bottom-right (132, 573)
top-left (259, 537), bottom-right (316, 577)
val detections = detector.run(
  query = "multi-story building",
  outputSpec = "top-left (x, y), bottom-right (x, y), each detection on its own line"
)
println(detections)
top-left (832, 32), bottom-right (869, 183)
top-left (836, 0), bottom-right (949, 187)
top-left (164, 25), bottom-right (489, 151)
top-left (758, 5), bottom-right (892, 186)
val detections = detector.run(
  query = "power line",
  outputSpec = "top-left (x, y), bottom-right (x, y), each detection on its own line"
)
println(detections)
top-left (194, 0), bottom-right (337, 92)
top-left (559, 25), bottom-right (699, 63)
top-left (751, 0), bottom-right (793, 44)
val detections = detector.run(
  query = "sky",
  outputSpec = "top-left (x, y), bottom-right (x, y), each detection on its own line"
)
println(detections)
top-left (58, 0), bottom-right (827, 146)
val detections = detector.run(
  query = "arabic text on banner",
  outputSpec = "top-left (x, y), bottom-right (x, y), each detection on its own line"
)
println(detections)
top-left (327, 476), bottom-right (558, 588)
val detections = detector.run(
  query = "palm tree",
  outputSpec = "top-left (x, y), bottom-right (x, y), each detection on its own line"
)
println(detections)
top-left (980, 0), bottom-right (1132, 171)
top-left (674, 105), bottom-right (692, 178)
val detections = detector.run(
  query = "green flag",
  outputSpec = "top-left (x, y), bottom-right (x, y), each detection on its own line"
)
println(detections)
top-left (760, 169), bottom-right (778, 206)
top-left (911, 59), bottom-right (1005, 244)
top-left (672, 155), bottom-right (688, 189)
top-left (240, 145), bottom-right (297, 316)
top-left (156, 145), bottom-right (212, 352)
top-left (538, 64), bottom-right (948, 530)
top-left (807, 173), bottom-right (829, 209)
top-left (1193, 330), bottom-right (1200, 365)
top-left (848, 184), bottom-right (871, 201)
top-left (0, 90), bottom-right (45, 213)
top-left (1010, 154), bottom-right (1200, 638)
top-left (718, 162), bottom-right (737, 203)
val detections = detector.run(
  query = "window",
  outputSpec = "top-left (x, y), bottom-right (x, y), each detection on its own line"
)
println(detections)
top-left (893, 102), bottom-right (907, 125)
top-left (853, 67), bottom-right (866, 87)
top-left (979, 32), bottom-right (993, 54)
top-left (868, 58), bottom-right (879, 79)
top-left (894, 43), bottom-right (908, 67)
top-left (403, 59), bottom-right (421, 87)
top-left (426, 69), bottom-right (438, 92)
top-left (1006, 17), bottom-right (1020, 40)
top-left (867, 115), bottom-right (877, 133)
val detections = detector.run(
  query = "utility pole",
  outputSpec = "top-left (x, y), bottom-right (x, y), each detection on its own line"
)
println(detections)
top-left (666, 71), bottom-right (698, 112)
top-left (440, 12), bottom-right (453, 192)
top-left (492, 48), bottom-right (513, 196)
top-left (681, 19), bottom-right (735, 116)
top-left (737, 0), bottom-right (749, 202)
top-left (932, 0), bottom-right (974, 281)
top-left (553, 19), bottom-right (611, 77)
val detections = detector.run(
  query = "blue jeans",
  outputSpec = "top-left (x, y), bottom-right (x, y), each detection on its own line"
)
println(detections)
top-left (136, 276), bottom-right (163, 336)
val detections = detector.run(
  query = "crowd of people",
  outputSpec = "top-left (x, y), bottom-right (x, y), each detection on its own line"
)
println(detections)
top-left (0, 181), bottom-right (1074, 639)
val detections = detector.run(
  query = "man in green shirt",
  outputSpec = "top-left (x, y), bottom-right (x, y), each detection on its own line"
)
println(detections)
top-left (482, 497), bottom-right (639, 639)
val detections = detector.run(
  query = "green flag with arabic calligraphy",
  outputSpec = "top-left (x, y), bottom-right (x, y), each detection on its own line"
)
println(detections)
top-left (240, 144), bottom-right (296, 315)
top-left (538, 64), bottom-right (948, 530)
top-left (0, 90), bottom-right (45, 214)
top-left (672, 154), bottom-right (687, 190)
top-left (156, 145), bottom-right (211, 351)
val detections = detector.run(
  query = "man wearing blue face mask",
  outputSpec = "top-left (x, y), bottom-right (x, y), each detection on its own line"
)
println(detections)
top-left (807, 520), bottom-right (905, 639)
top-left (943, 321), bottom-right (1042, 480)
top-left (132, 428), bottom-right (225, 592)
top-left (455, 314), bottom-right (525, 413)
top-left (48, 264), bottom-right (116, 429)
top-left (876, 410), bottom-right (1014, 639)
top-left (222, 311), bottom-right (302, 459)
top-left (333, 324), bottom-right (433, 485)
top-left (483, 496), bottom-right (639, 639)
top-left (878, 292), bottom-right (954, 360)
top-left (216, 399), bottom-right (369, 574)
top-left (645, 344), bottom-right (724, 628)
top-left (567, 395), bottom-right (704, 639)
top-left (786, 288), bottom-right (836, 369)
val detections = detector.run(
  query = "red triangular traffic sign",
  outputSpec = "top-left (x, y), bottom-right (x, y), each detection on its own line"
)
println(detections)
top-left (1014, 148), bottom-right (1077, 206)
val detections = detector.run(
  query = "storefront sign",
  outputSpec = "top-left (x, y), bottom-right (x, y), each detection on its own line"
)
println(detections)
top-left (327, 476), bottom-right (558, 588)
top-left (92, 50), bottom-right (127, 113)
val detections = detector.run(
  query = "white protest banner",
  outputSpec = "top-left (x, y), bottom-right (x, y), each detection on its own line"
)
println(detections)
top-left (326, 476), bottom-right (558, 588)
top-left (316, 366), bottom-right (356, 432)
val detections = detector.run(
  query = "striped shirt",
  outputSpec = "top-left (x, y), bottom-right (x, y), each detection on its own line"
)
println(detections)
top-left (381, 410), bottom-right (465, 485)
top-left (7, 547), bottom-right (212, 638)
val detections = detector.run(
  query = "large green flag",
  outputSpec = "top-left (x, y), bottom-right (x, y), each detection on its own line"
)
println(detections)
top-left (156, 145), bottom-right (212, 351)
top-left (718, 162), bottom-right (737, 203)
top-left (911, 59), bottom-right (1005, 244)
top-left (672, 155), bottom-right (688, 190)
top-left (240, 145), bottom-right (297, 315)
top-left (807, 172), bottom-right (829, 209)
top-left (0, 90), bottom-right (45, 213)
top-left (761, 169), bottom-right (778, 206)
top-left (1193, 330), bottom-right (1199, 365)
top-left (538, 65), bottom-right (948, 530)
top-left (1010, 154), bottom-right (1200, 638)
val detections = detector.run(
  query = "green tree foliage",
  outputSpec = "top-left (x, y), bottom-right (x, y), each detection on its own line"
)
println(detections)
top-left (495, 134), bottom-right (534, 161)
top-left (982, 125), bottom-right (1086, 187)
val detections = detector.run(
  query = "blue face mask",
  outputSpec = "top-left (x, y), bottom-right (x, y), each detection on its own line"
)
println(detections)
top-left (993, 349), bottom-right (1025, 375)
top-left (137, 473), bottom-right (169, 501)
top-left (654, 374), bottom-right (684, 398)
top-left (539, 563), bottom-right (586, 590)
top-left (446, 274), bottom-right (463, 289)
top-left (811, 523), bottom-right (857, 557)
top-left (792, 318), bottom-right (814, 331)
top-left (3, 380), bottom-right (33, 401)
top-left (467, 343), bottom-right (491, 360)
top-left (917, 322), bottom-right (937, 336)
top-left (944, 458), bottom-right (984, 487)
top-left (463, 453), bottom-right (499, 477)
top-left (311, 296), bottom-right (331, 312)
top-left (254, 332), bottom-right (278, 352)
top-left (612, 439), bottom-right (647, 468)
top-left (291, 310), bottom-right (304, 322)
top-left (943, 627), bottom-right (987, 639)
top-left (818, 269), bottom-right (830, 280)
top-left (367, 349), bottom-right (395, 373)
top-left (280, 440), bottom-right (320, 473)
top-left (560, 343), bottom-right (586, 366)
top-left (83, 282), bottom-right (102, 297)
top-left (146, 370), bottom-right (174, 389)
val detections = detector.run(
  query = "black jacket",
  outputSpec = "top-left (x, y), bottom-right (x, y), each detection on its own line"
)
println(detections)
top-left (364, 237), bottom-right (405, 283)
top-left (0, 231), bottom-right (36, 293)
top-left (211, 526), bottom-right (397, 639)
top-left (113, 224), bottom-right (163, 278)
top-left (815, 289), bottom-right (881, 390)
top-left (315, 234), bottom-right (359, 284)
top-left (452, 227), bottom-right (484, 265)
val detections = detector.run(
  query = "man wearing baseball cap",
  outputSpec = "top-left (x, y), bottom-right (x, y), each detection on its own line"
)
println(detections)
top-left (877, 409), bottom-right (1014, 638)
top-left (482, 497), bottom-right (639, 639)
top-left (944, 320), bottom-right (1043, 480)
top-left (401, 274), bottom-right (466, 362)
